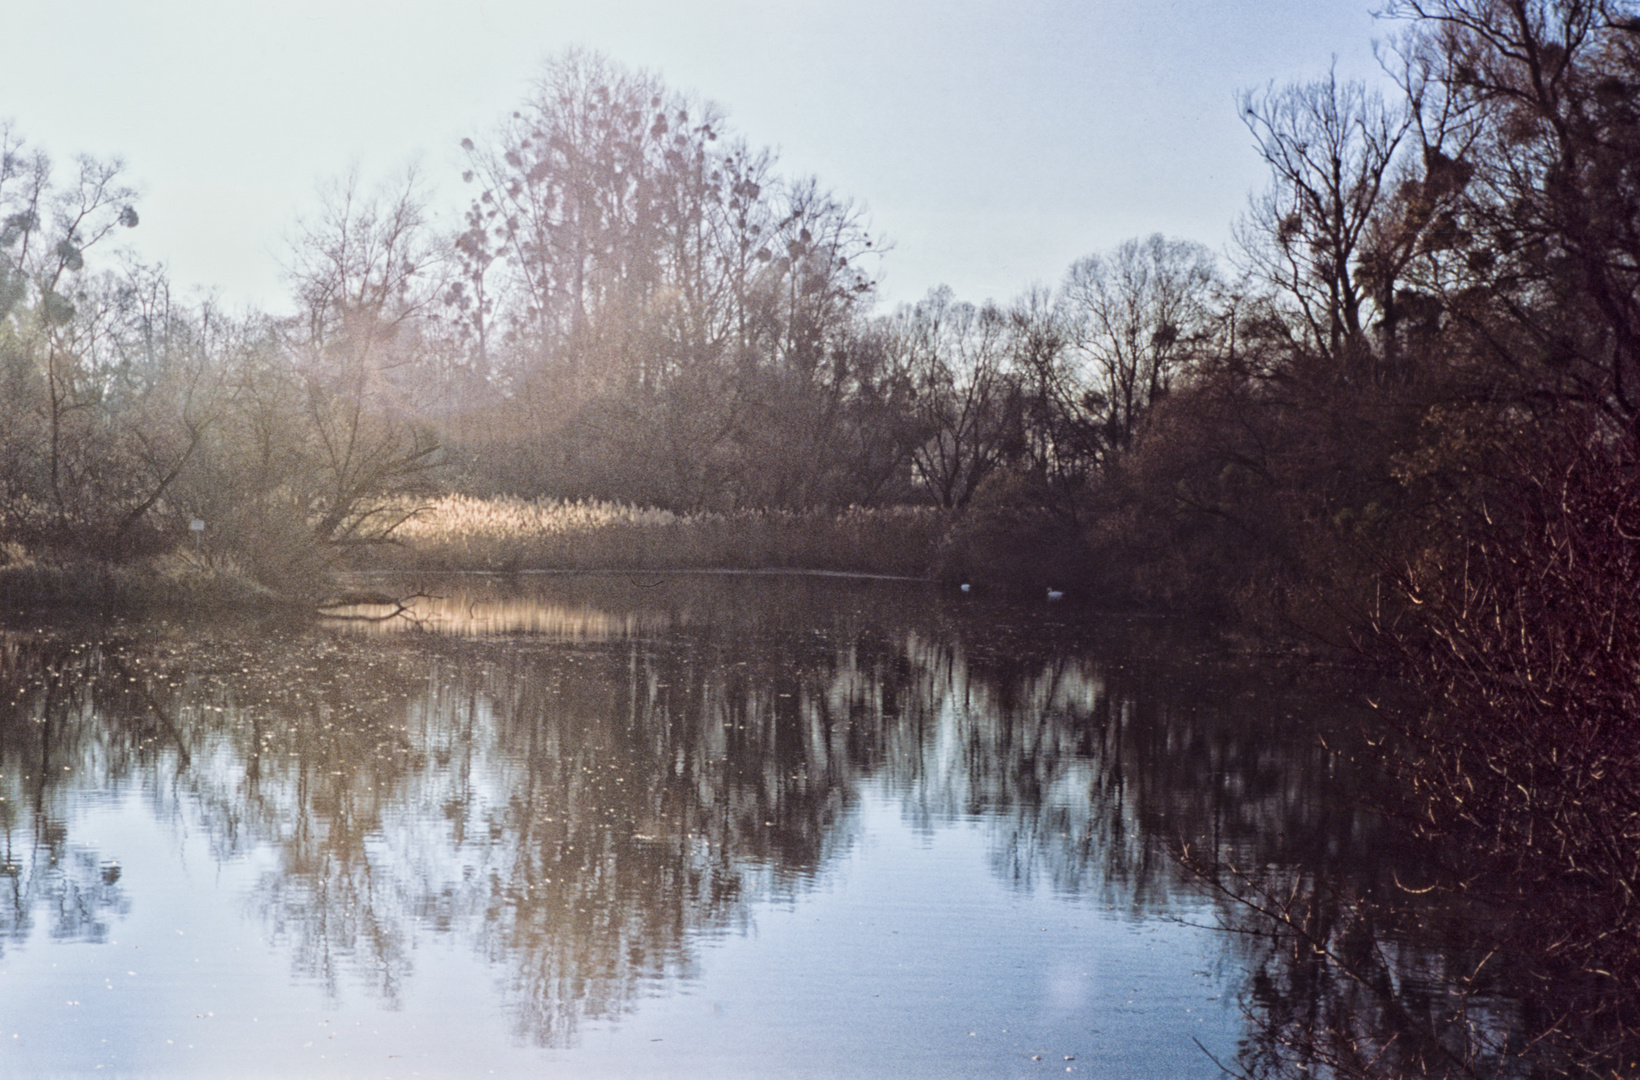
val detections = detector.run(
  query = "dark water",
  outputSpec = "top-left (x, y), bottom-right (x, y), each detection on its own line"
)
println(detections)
top-left (0, 574), bottom-right (1396, 1078)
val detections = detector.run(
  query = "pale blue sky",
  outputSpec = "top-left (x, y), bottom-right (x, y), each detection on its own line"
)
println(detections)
top-left (1, 0), bottom-right (1393, 314)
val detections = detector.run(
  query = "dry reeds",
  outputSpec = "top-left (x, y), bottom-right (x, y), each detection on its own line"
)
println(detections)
top-left (369, 494), bottom-right (946, 578)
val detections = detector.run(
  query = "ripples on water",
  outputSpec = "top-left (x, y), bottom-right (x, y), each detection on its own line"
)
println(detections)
top-left (0, 574), bottom-right (1427, 1077)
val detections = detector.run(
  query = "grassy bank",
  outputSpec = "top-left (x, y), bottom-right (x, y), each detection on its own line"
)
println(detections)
top-left (0, 544), bottom-right (295, 620)
top-left (362, 495), bottom-right (947, 578)
top-left (0, 499), bottom-right (948, 618)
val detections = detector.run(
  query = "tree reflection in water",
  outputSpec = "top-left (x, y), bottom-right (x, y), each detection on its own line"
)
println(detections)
top-left (0, 575), bottom-right (1547, 1067)
top-left (1181, 804), bottom-right (1640, 1077)
top-left (0, 637), bottom-right (134, 954)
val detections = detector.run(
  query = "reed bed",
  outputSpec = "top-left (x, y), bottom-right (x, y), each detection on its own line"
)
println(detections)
top-left (372, 494), bottom-right (947, 578)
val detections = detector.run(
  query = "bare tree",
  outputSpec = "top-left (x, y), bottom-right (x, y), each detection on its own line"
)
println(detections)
top-left (0, 125), bottom-right (141, 547)
top-left (1062, 235), bottom-right (1219, 456)
top-left (282, 170), bottom-right (442, 548)
top-left (1236, 72), bottom-right (1412, 378)
top-left (894, 288), bottom-right (1020, 508)
top-left (451, 51), bottom-right (885, 509)
top-left (1381, 0), bottom-right (1640, 439)
top-left (458, 50), bottom-right (724, 387)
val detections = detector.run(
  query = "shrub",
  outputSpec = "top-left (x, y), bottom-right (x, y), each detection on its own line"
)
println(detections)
top-left (1383, 409), bottom-right (1640, 983)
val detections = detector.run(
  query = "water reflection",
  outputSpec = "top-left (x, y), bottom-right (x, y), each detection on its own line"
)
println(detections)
top-left (0, 576), bottom-right (1386, 1060)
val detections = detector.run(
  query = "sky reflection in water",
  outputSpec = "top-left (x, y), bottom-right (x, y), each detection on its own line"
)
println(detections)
top-left (0, 575), bottom-right (1376, 1078)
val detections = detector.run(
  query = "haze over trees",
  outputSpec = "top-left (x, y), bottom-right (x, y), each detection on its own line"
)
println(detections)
top-left (0, 50), bottom-right (1225, 581)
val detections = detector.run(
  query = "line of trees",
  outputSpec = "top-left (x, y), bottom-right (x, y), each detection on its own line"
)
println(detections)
top-left (0, 47), bottom-right (1245, 589)
top-left (430, 57), bottom-right (1235, 515)
top-left (2, 2), bottom-right (1634, 634)
top-left (2, 0), bottom-right (1634, 624)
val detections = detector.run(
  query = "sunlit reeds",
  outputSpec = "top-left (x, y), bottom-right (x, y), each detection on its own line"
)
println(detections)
top-left (370, 494), bottom-right (945, 577)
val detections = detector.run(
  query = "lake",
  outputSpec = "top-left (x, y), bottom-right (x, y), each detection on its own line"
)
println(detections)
top-left (0, 573), bottom-right (1402, 1078)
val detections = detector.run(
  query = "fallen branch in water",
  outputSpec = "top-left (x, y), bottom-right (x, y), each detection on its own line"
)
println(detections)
top-left (315, 589), bottom-right (437, 623)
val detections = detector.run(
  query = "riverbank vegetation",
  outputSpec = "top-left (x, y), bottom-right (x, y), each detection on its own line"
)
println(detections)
top-left (3, 0), bottom-right (1640, 1071)
top-left (370, 494), bottom-right (942, 576)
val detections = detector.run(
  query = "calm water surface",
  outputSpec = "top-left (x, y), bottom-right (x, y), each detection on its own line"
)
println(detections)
top-left (0, 575), bottom-right (1387, 1078)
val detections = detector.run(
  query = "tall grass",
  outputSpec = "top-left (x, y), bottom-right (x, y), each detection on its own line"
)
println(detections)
top-left (366, 495), bottom-right (946, 578)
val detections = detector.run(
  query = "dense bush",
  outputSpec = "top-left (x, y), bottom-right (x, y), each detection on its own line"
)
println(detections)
top-left (1385, 412), bottom-right (1640, 972)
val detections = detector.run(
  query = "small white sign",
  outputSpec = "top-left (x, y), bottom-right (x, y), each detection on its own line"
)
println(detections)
top-left (189, 519), bottom-right (206, 532)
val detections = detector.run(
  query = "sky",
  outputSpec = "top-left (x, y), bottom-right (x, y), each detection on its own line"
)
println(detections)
top-left (0, 0), bottom-right (1397, 316)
